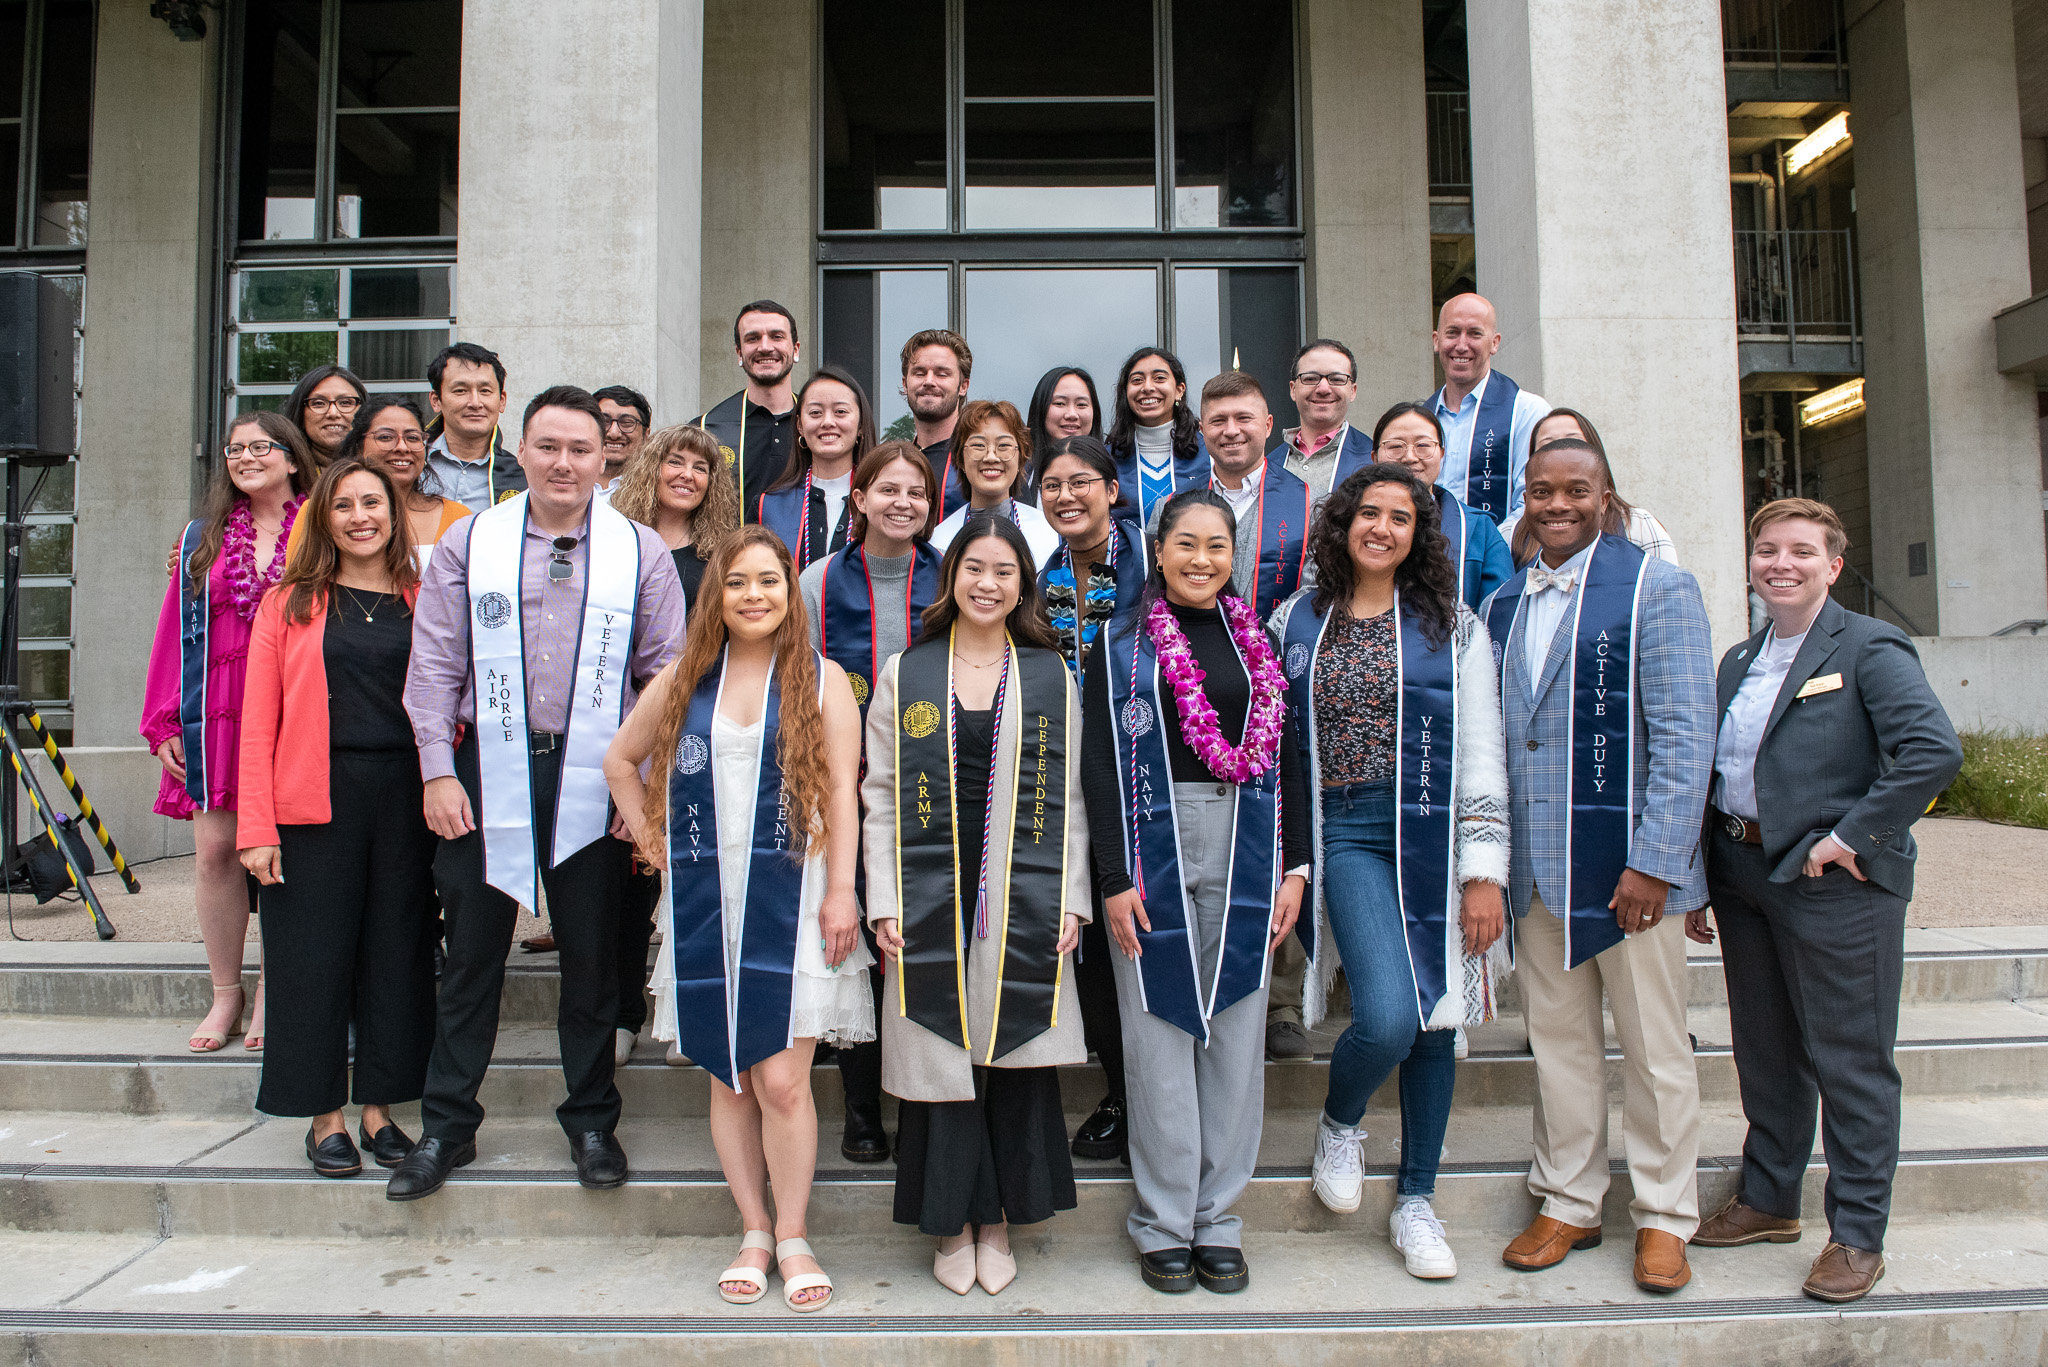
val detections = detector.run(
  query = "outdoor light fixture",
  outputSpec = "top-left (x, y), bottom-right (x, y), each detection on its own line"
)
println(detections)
top-left (1799, 377), bottom-right (1865, 427)
top-left (1785, 111), bottom-right (1850, 177)
top-left (149, 1), bottom-right (207, 41)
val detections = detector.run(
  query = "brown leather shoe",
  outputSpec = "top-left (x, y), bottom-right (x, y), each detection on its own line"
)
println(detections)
top-left (1502, 1215), bottom-right (1602, 1270)
top-left (1691, 1193), bottom-right (1801, 1247)
top-left (1803, 1242), bottom-right (1885, 1302)
top-left (520, 933), bottom-right (557, 953)
top-left (1633, 1229), bottom-right (1691, 1292)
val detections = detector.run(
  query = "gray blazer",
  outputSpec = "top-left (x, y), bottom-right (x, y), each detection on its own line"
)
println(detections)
top-left (1708, 597), bottom-right (1962, 899)
top-left (1486, 554), bottom-right (1717, 919)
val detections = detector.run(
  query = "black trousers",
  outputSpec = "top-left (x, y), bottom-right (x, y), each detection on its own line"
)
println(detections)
top-left (615, 864), bottom-right (660, 1034)
top-left (255, 751), bottom-right (438, 1118)
top-left (422, 734), bottom-right (630, 1143)
top-left (1074, 887), bottom-right (1126, 1104)
top-left (1708, 828), bottom-right (1907, 1252)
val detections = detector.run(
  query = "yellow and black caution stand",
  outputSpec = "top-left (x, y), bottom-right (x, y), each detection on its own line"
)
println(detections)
top-left (1, 714), bottom-right (117, 939)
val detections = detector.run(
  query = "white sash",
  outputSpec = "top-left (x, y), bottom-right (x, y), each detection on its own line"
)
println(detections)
top-left (467, 493), bottom-right (641, 910)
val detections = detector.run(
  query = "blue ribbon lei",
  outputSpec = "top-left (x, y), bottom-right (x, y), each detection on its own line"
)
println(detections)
top-left (175, 519), bottom-right (211, 810)
top-left (666, 649), bottom-right (810, 1091)
top-left (1486, 533), bottom-right (1649, 969)
top-left (1107, 607), bottom-right (1278, 1041)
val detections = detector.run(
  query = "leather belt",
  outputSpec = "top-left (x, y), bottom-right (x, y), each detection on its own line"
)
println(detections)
top-left (1712, 807), bottom-right (1762, 845)
top-left (528, 730), bottom-right (563, 755)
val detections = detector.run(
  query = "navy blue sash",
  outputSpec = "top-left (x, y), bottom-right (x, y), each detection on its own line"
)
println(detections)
top-left (1111, 433), bottom-right (1210, 525)
top-left (1106, 608), bottom-right (1279, 1040)
top-left (1486, 534), bottom-right (1649, 968)
top-left (1217, 460), bottom-right (1312, 621)
top-left (1281, 593), bottom-right (1459, 1024)
top-left (1435, 485), bottom-right (1471, 601)
top-left (925, 440), bottom-right (972, 523)
top-left (818, 543), bottom-right (940, 714)
top-left (666, 652), bottom-right (809, 1091)
top-left (1440, 372), bottom-right (1519, 524)
top-left (175, 520), bottom-right (211, 809)
top-left (1327, 425), bottom-right (1377, 489)
top-left (755, 480), bottom-right (817, 569)
top-left (1039, 516), bottom-right (1148, 674)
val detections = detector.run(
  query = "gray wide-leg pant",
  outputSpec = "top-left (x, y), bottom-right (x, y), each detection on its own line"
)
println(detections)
top-left (1112, 784), bottom-right (1271, 1253)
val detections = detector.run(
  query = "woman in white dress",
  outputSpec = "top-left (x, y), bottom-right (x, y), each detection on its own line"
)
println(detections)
top-left (605, 525), bottom-right (871, 1313)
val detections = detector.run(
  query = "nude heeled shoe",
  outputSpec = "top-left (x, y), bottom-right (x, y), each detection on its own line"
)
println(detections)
top-left (975, 1233), bottom-right (1017, 1295)
top-left (933, 1237), bottom-right (978, 1295)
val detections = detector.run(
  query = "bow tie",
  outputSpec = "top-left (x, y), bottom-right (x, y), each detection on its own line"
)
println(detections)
top-left (1526, 564), bottom-right (1579, 595)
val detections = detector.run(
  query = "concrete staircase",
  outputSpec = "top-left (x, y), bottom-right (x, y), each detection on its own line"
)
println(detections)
top-left (3, 929), bottom-right (2048, 1364)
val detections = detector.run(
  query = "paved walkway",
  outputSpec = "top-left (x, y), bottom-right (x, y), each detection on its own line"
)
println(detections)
top-left (2, 815), bottom-right (2041, 944)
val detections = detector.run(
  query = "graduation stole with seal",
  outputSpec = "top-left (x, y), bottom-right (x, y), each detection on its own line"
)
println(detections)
top-left (754, 469), bottom-right (822, 571)
top-left (665, 649), bottom-right (811, 1092)
top-left (1486, 532), bottom-right (1650, 969)
top-left (818, 542), bottom-right (941, 714)
top-left (1445, 371), bottom-right (1520, 524)
top-left (174, 519), bottom-right (214, 810)
top-left (1281, 590), bottom-right (1462, 1027)
top-left (1107, 607), bottom-right (1279, 1042)
top-left (1211, 458), bottom-right (1312, 621)
top-left (466, 493), bottom-right (641, 912)
top-left (891, 630), bottom-right (1072, 1063)
top-left (1114, 432), bottom-right (1211, 525)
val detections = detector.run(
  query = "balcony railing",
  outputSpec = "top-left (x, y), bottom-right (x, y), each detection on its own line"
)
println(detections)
top-left (1722, 0), bottom-right (1843, 66)
top-left (1427, 92), bottom-right (1470, 198)
top-left (1734, 228), bottom-right (1859, 338)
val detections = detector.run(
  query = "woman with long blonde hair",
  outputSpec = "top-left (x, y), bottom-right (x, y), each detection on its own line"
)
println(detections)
top-left (609, 424), bottom-right (741, 608)
top-left (604, 525), bottom-right (869, 1313)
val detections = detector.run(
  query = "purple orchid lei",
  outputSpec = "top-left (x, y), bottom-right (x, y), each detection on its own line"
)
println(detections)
top-left (222, 496), bottom-right (303, 621)
top-left (1145, 593), bottom-right (1287, 783)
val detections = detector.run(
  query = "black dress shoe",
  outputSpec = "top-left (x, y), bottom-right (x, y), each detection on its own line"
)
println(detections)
top-left (384, 1136), bottom-right (475, 1201)
top-left (840, 1105), bottom-right (892, 1164)
top-left (1139, 1247), bottom-right (1196, 1294)
top-left (305, 1125), bottom-right (362, 1178)
top-left (1193, 1244), bottom-right (1250, 1293)
top-left (358, 1121), bottom-right (416, 1169)
top-left (1071, 1096), bottom-right (1128, 1162)
top-left (570, 1130), bottom-right (629, 1189)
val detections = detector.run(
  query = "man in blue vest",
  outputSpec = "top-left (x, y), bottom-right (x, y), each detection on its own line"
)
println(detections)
top-left (1428, 293), bottom-right (1551, 527)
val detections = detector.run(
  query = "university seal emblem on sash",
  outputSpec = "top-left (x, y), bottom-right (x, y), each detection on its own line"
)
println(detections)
top-left (1285, 641), bottom-right (1311, 679)
top-left (674, 733), bottom-right (709, 775)
top-left (475, 591), bottom-right (513, 629)
top-left (719, 445), bottom-right (737, 465)
top-left (848, 673), bottom-right (870, 705)
top-left (1120, 697), bottom-right (1153, 737)
top-left (902, 700), bottom-right (942, 739)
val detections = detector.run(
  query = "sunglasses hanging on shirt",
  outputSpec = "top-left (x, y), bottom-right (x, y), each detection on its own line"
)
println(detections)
top-left (548, 537), bottom-right (576, 583)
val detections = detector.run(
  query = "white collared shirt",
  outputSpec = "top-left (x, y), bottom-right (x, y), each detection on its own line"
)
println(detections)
top-left (1432, 370), bottom-right (1551, 522)
top-left (1519, 541), bottom-right (1597, 696)
top-left (1712, 626), bottom-right (1809, 821)
top-left (1214, 460), bottom-right (1263, 518)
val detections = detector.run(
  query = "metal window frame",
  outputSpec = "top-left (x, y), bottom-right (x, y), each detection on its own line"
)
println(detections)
top-left (4, 0), bottom-right (95, 261)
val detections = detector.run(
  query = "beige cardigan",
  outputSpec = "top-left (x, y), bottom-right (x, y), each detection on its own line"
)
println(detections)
top-left (860, 650), bottom-right (1094, 1102)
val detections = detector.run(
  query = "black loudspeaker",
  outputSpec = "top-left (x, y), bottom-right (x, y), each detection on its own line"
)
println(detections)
top-left (0, 272), bottom-right (78, 465)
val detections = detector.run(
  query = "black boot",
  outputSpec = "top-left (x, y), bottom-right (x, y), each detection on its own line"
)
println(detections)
top-left (1071, 1095), bottom-right (1127, 1161)
top-left (836, 1039), bottom-right (890, 1162)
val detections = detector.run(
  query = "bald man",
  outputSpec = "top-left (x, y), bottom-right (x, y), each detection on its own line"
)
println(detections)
top-left (1427, 293), bottom-right (1552, 527)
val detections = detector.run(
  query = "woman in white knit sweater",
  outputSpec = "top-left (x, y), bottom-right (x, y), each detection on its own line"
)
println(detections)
top-left (1269, 462), bottom-right (1510, 1282)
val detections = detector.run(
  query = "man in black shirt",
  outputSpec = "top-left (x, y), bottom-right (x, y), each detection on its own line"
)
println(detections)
top-left (692, 300), bottom-right (801, 516)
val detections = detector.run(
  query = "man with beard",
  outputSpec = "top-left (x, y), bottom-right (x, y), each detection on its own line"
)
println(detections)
top-left (900, 329), bottom-right (973, 520)
top-left (692, 301), bottom-right (801, 516)
top-left (593, 385), bottom-right (651, 501)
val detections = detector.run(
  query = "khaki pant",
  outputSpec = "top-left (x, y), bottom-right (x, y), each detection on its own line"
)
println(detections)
top-left (1517, 896), bottom-right (1700, 1238)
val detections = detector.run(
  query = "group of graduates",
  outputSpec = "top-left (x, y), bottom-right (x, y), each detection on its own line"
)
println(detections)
top-left (141, 290), bottom-right (1963, 1313)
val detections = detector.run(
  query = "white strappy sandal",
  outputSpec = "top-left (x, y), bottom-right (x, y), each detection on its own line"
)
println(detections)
top-left (717, 1230), bottom-right (775, 1305)
top-left (776, 1237), bottom-right (834, 1312)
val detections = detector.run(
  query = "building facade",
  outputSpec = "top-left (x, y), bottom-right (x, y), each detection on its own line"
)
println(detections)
top-left (6, 0), bottom-right (2046, 855)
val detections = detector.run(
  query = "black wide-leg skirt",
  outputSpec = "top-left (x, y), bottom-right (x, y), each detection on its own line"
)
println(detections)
top-left (893, 1065), bottom-right (1077, 1236)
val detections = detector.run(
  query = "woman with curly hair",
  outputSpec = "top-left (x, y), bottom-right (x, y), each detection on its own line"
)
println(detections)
top-left (1269, 461), bottom-right (1509, 1281)
top-left (609, 424), bottom-right (741, 607)
top-left (604, 526), bottom-right (869, 1313)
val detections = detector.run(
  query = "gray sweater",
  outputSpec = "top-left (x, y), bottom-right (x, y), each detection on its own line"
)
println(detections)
top-left (799, 549), bottom-right (919, 660)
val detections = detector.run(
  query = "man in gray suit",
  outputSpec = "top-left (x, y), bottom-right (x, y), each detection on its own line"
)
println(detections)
top-left (1482, 439), bottom-right (1717, 1294)
top-left (1688, 499), bottom-right (1961, 1304)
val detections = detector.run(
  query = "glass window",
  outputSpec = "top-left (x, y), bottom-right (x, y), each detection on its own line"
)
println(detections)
top-left (821, 0), bottom-right (945, 231)
top-left (238, 329), bottom-right (338, 383)
top-left (964, 103), bottom-right (1157, 231)
top-left (25, 462), bottom-right (72, 514)
top-left (1173, 266), bottom-right (1302, 427)
top-left (228, 263), bottom-right (451, 422)
top-left (237, 1), bottom-right (324, 242)
top-left (20, 647), bottom-right (68, 705)
top-left (335, 0), bottom-right (461, 108)
top-left (22, 521), bottom-right (70, 576)
top-left (332, 110), bottom-right (457, 237)
top-left (964, 0), bottom-right (1152, 99)
top-left (32, 0), bottom-right (92, 246)
top-left (239, 267), bottom-right (341, 322)
top-left (346, 325), bottom-right (448, 382)
top-left (962, 268), bottom-right (1159, 427)
top-left (0, 3), bottom-right (23, 249)
top-left (350, 264), bottom-right (451, 317)
top-left (1172, 0), bottom-right (1295, 228)
top-left (19, 585), bottom-right (68, 640)
top-left (818, 268), bottom-right (949, 438)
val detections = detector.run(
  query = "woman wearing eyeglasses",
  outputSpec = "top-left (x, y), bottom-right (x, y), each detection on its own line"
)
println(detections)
top-left (1366, 403), bottom-right (1513, 613)
top-left (929, 400), bottom-right (1060, 567)
top-left (141, 412), bottom-right (314, 1054)
top-left (282, 364), bottom-right (369, 472)
top-left (1498, 408), bottom-right (1679, 568)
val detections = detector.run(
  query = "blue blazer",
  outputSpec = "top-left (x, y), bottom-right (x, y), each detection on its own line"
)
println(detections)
top-left (1484, 554), bottom-right (1716, 920)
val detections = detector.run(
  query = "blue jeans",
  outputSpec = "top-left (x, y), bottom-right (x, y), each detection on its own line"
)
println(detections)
top-left (1319, 780), bottom-right (1456, 1198)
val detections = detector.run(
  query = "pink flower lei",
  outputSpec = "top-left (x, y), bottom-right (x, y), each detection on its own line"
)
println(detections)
top-left (1145, 594), bottom-right (1287, 784)
top-left (222, 496), bottom-right (303, 621)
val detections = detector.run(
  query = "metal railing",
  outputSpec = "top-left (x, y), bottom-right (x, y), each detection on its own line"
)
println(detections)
top-left (1734, 229), bottom-right (1859, 337)
top-left (1427, 92), bottom-right (1470, 198)
top-left (1722, 0), bottom-right (1843, 66)
top-left (1837, 562), bottom-right (1927, 637)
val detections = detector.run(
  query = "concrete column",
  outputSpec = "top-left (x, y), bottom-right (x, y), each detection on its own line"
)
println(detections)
top-left (1467, 1), bottom-right (1750, 648)
top-left (1299, 0), bottom-right (1435, 420)
top-left (457, 0), bottom-right (702, 426)
top-left (1850, 0), bottom-right (2048, 635)
top-left (70, 6), bottom-right (221, 858)
top-left (698, 0), bottom-right (814, 409)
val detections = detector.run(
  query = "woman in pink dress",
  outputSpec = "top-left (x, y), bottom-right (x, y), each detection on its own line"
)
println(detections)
top-left (141, 411), bottom-right (312, 1052)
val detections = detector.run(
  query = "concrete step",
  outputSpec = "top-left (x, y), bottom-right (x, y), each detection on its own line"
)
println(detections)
top-left (1, 1214), bottom-right (2045, 1365)
top-left (5, 1096), bottom-right (2046, 1241)
top-left (6, 930), bottom-right (2048, 1021)
top-left (6, 994), bottom-right (2047, 1119)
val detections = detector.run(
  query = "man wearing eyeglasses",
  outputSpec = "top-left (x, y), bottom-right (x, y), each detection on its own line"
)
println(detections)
top-left (593, 385), bottom-right (652, 501)
top-left (423, 342), bottom-right (526, 508)
top-left (1427, 293), bottom-right (1552, 527)
top-left (397, 385), bottom-right (687, 1203)
top-left (1281, 340), bottom-right (1374, 502)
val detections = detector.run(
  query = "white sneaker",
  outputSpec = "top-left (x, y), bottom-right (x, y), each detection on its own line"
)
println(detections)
top-left (1311, 1114), bottom-right (1365, 1213)
top-left (614, 1027), bottom-right (637, 1067)
top-left (1453, 1026), bottom-right (1469, 1060)
top-left (1389, 1196), bottom-right (1458, 1279)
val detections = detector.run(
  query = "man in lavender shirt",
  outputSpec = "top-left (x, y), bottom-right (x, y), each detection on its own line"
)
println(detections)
top-left (390, 385), bottom-right (686, 1201)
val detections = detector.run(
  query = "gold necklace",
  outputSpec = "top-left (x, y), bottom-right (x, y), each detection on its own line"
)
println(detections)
top-left (338, 584), bottom-right (385, 622)
top-left (956, 652), bottom-right (1005, 669)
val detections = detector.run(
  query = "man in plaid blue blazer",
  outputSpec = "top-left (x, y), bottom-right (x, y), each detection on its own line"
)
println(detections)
top-left (1483, 440), bottom-right (1715, 1294)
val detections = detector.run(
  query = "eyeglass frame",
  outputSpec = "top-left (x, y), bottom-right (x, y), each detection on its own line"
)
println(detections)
top-left (1290, 371), bottom-right (1356, 389)
top-left (303, 396), bottom-right (364, 415)
top-left (1375, 438), bottom-right (1443, 456)
top-left (1038, 474), bottom-right (1106, 499)
top-left (224, 439), bottom-right (285, 458)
